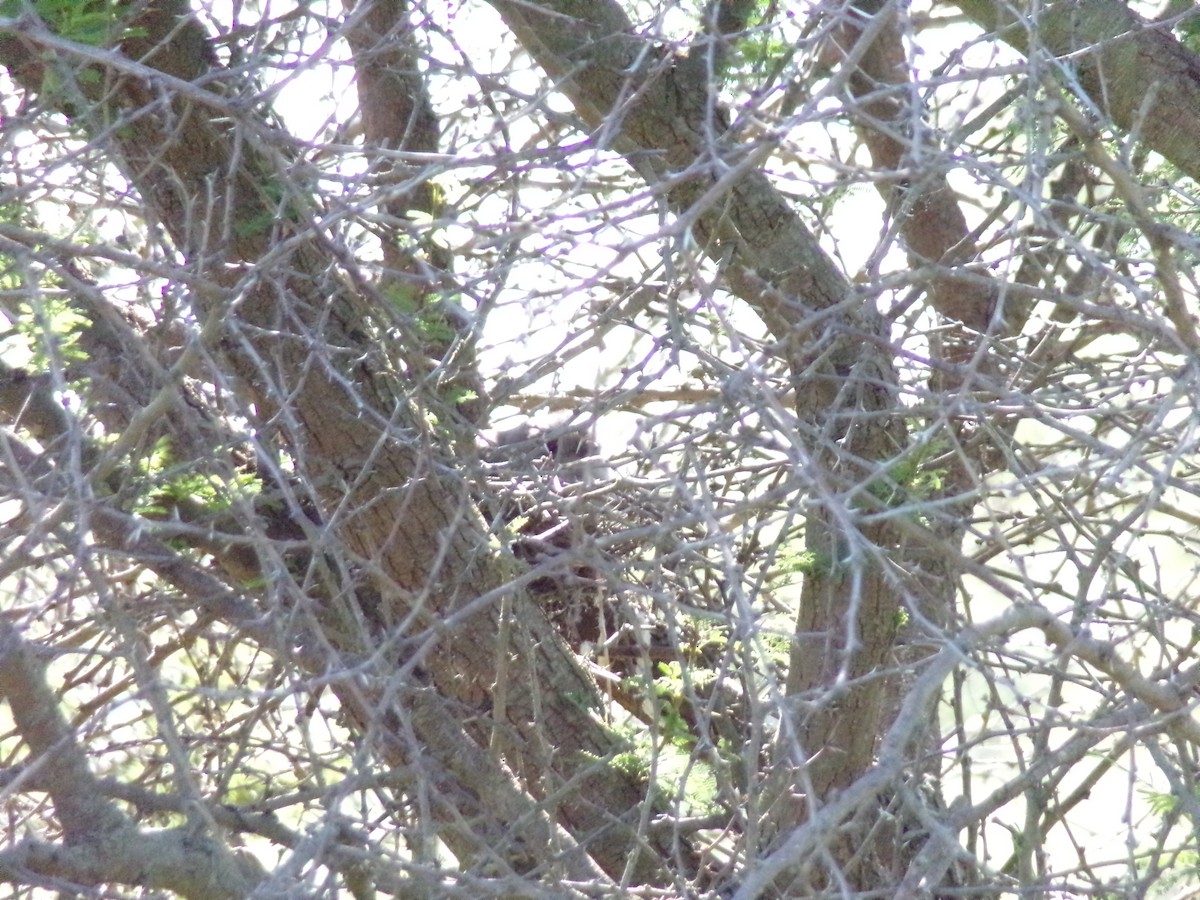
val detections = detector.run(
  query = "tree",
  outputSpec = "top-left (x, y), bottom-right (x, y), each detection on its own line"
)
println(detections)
top-left (2, 0), bottom-right (1200, 896)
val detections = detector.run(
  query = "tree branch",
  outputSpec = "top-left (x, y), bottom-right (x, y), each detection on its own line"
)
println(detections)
top-left (955, 0), bottom-right (1200, 183)
top-left (0, 622), bottom-right (262, 898)
top-left (0, 4), bottom-right (665, 880)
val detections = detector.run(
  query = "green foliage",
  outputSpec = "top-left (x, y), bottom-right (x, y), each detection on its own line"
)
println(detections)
top-left (729, 20), bottom-right (786, 75)
top-left (1164, 0), bottom-right (1200, 48)
top-left (866, 437), bottom-right (950, 514)
top-left (777, 548), bottom-right (836, 580)
top-left (383, 282), bottom-right (457, 346)
top-left (441, 383), bottom-right (477, 406)
top-left (1143, 789), bottom-right (1177, 817)
top-left (1138, 158), bottom-right (1200, 242)
top-left (650, 662), bottom-right (695, 748)
top-left (0, 0), bottom-right (146, 47)
top-left (233, 175), bottom-right (296, 240)
top-left (1136, 791), bottom-right (1200, 894)
top-left (1183, 18), bottom-right (1200, 47)
top-left (609, 750), bottom-right (649, 783)
top-left (0, 208), bottom-right (92, 373)
top-left (608, 686), bottom-right (723, 818)
top-left (17, 293), bottom-right (90, 370)
top-left (709, 0), bottom-right (784, 85)
top-left (135, 437), bottom-right (259, 519)
top-left (762, 540), bottom-right (842, 610)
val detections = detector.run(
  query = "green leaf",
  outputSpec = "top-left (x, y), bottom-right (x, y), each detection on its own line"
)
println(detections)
top-left (17, 294), bottom-right (91, 369)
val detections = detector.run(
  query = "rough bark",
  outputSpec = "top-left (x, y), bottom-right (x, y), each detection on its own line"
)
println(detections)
top-left (823, 1), bottom-right (1000, 333)
top-left (956, 0), bottom-right (1200, 183)
top-left (486, 0), bottom-right (912, 879)
top-left (0, 0), bottom-right (664, 884)
top-left (8, 0), bottom-right (1194, 894)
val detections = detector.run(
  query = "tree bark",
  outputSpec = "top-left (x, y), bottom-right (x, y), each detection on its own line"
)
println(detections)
top-left (487, 0), bottom-right (912, 879)
top-left (0, 0), bottom-right (665, 883)
top-left (956, 0), bottom-right (1200, 183)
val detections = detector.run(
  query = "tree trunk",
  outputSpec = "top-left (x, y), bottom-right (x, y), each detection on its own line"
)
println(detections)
top-left (0, 0), bottom-right (668, 883)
